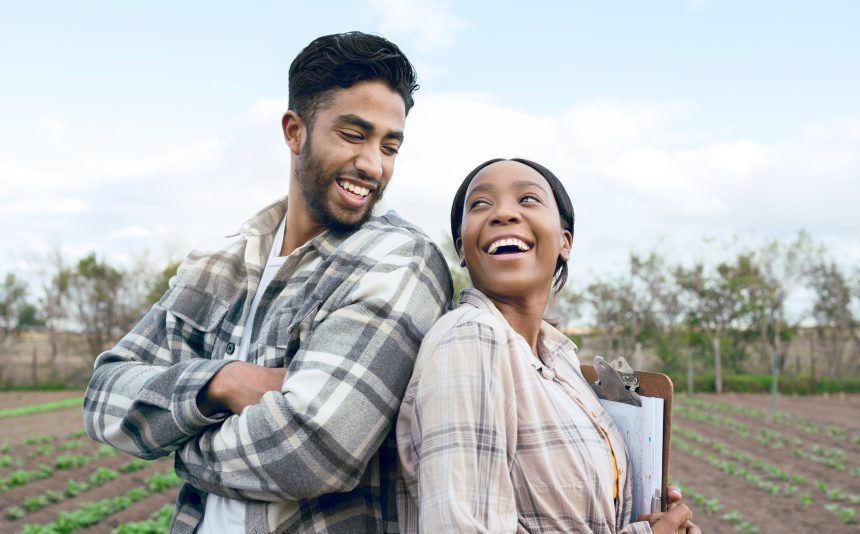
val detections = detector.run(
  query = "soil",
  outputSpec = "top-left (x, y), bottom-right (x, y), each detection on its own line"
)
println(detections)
top-left (1, 392), bottom-right (858, 533)
top-left (670, 393), bottom-right (860, 534)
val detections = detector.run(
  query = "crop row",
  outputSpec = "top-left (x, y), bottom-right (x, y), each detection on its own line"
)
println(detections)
top-left (672, 480), bottom-right (760, 533)
top-left (5, 458), bottom-right (151, 522)
top-left (112, 504), bottom-right (174, 534)
top-left (0, 444), bottom-right (119, 493)
top-left (673, 401), bottom-right (860, 475)
top-left (673, 425), bottom-right (858, 524)
top-left (0, 398), bottom-right (84, 420)
top-left (14, 468), bottom-right (181, 533)
top-left (676, 397), bottom-right (860, 445)
top-left (0, 431), bottom-right (88, 455)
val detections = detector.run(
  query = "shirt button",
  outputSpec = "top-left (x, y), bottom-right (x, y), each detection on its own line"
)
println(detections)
top-left (225, 342), bottom-right (236, 355)
top-left (541, 367), bottom-right (555, 380)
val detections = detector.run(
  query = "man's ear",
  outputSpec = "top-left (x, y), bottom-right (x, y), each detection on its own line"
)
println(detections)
top-left (559, 230), bottom-right (573, 263)
top-left (455, 238), bottom-right (466, 267)
top-left (282, 111), bottom-right (305, 156)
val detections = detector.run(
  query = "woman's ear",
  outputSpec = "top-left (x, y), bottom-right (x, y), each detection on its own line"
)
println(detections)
top-left (455, 238), bottom-right (466, 267)
top-left (559, 230), bottom-right (573, 263)
top-left (282, 111), bottom-right (306, 156)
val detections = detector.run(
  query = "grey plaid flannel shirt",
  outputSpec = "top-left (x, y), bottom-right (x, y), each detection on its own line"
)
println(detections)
top-left (83, 197), bottom-right (452, 533)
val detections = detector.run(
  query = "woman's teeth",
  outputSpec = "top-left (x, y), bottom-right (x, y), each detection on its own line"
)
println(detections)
top-left (487, 238), bottom-right (531, 255)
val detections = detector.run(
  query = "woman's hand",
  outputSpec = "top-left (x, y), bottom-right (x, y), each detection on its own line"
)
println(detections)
top-left (638, 486), bottom-right (701, 534)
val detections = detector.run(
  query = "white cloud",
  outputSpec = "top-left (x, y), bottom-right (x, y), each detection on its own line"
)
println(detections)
top-left (2, 92), bottom-right (858, 295)
top-left (365, 0), bottom-right (467, 52)
top-left (106, 225), bottom-right (154, 240)
top-left (388, 92), bottom-right (860, 280)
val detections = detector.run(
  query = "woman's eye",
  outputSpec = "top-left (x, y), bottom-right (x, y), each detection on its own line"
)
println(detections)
top-left (469, 199), bottom-right (489, 209)
top-left (520, 194), bottom-right (540, 204)
top-left (382, 145), bottom-right (400, 156)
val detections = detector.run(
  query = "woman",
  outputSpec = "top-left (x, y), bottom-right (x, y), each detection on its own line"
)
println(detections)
top-left (396, 158), bottom-right (698, 533)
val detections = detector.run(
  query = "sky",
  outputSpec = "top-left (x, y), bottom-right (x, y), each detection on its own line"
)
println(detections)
top-left (2, 0), bottom-right (859, 318)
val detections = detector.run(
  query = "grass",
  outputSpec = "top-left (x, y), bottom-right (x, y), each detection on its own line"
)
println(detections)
top-left (0, 397), bottom-right (84, 419)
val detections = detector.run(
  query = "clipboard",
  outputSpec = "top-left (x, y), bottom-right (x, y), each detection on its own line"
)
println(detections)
top-left (581, 364), bottom-right (674, 513)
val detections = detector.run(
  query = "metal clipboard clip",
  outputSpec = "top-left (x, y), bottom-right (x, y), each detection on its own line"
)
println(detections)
top-left (590, 355), bottom-right (642, 407)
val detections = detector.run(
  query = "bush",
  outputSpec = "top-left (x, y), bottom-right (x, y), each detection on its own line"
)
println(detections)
top-left (670, 372), bottom-right (860, 395)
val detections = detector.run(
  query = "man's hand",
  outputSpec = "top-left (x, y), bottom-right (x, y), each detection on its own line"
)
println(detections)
top-left (197, 361), bottom-right (288, 417)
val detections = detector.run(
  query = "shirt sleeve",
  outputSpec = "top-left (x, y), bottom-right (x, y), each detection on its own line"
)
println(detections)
top-left (83, 278), bottom-right (236, 460)
top-left (408, 320), bottom-right (520, 533)
top-left (173, 239), bottom-right (451, 502)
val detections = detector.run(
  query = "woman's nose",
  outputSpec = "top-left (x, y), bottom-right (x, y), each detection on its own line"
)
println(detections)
top-left (490, 204), bottom-right (520, 225)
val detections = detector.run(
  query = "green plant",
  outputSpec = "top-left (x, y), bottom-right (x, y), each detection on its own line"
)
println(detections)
top-left (827, 488), bottom-right (846, 501)
top-left (705, 498), bottom-right (722, 514)
top-left (6, 506), bottom-right (24, 520)
top-left (112, 504), bottom-right (174, 534)
top-left (722, 510), bottom-right (742, 524)
top-left (119, 458), bottom-right (151, 473)
top-left (24, 495), bottom-right (48, 512)
top-left (55, 454), bottom-right (90, 470)
top-left (836, 507), bottom-right (855, 524)
top-left (89, 467), bottom-right (118, 486)
top-left (0, 397), bottom-right (84, 419)
top-left (146, 470), bottom-right (181, 492)
top-left (799, 492), bottom-right (814, 506)
top-left (64, 478), bottom-right (89, 498)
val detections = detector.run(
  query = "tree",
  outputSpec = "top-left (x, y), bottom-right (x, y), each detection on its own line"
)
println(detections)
top-left (584, 277), bottom-right (631, 356)
top-left (437, 234), bottom-right (470, 305)
top-left (0, 273), bottom-right (30, 342)
top-left (38, 246), bottom-right (72, 368)
top-left (145, 261), bottom-right (182, 305)
top-left (675, 254), bottom-right (758, 393)
top-left (750, 233), bottom-right (816, 375)
top-left (0, 273), bottom-right (31, 384)
top-left (67, 253), bottom-right (128, 356)
top-left (807, 260), bottom-right (857, 375)
top-left (626, 251), bottom-right (667, 367)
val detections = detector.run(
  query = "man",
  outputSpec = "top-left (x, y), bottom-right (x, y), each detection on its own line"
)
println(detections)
top-left (83, 32), bottom-right (452, 533)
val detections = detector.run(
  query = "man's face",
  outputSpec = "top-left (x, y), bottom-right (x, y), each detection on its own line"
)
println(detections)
top-left (294, 80), bottom-right (406, 233)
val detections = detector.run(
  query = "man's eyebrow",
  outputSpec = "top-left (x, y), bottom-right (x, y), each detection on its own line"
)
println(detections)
top-left (335, 114), bottom-right (404, 142)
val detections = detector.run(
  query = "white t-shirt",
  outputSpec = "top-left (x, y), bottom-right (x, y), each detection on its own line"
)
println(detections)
top-left (198, 215), bottom-right (288, 533)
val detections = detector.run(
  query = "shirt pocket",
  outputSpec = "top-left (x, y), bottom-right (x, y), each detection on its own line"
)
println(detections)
top-left (262, 299), bottom-right (320, 368)
top-left (161, 284), bottom-right (229, 359)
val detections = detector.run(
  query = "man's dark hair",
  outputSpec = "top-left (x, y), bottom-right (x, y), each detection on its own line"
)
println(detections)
top-left (288, 31), bottom-right (419, 125)
top-left (450, 158), bottom-right (575, 293)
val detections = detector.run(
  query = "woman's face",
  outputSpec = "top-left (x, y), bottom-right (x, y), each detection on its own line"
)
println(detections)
top-left (457, 160), bottom-right (572, 302)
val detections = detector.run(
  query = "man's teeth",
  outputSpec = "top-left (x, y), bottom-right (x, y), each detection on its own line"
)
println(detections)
top-left (487, 238), bottom-right (531, 255)
top-left (339, 180), bottom-right (370, 197)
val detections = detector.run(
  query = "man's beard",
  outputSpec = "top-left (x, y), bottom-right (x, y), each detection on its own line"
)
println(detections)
top-left (295, 136), bottom-right (384, 235)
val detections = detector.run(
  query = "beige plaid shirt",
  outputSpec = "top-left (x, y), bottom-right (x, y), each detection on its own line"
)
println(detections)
top-left (397, 289), bottom-right (652, 533)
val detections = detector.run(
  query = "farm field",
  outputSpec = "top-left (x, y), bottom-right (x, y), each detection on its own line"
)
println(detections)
top-left (1, 391), bottom-right (858, 533)
top-left (671, 393), bottom-right (860, 533)
top-left (0, 392), bottom-right (178, 534)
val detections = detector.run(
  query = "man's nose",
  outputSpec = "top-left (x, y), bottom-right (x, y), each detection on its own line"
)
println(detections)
top-left (354, 146), bottom-right (384, 179)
